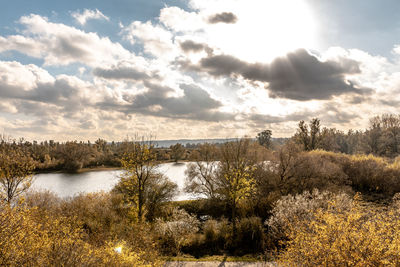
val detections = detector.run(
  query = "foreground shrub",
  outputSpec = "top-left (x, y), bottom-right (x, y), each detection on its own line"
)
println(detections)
top-left (278, 194), bottom-right (400, 266)
top-left (181, 218), bottom-right (231, 257)
top-left (266, 190), bottom-right (353, 245)
top-left (231, 216), bottom-right (265, 255)
top-left (23, 191), bottom-right (161, 264)
top-left (155, 207), bottom-right (200, 255)
top-left (0, 202), bottom-right (155, 266)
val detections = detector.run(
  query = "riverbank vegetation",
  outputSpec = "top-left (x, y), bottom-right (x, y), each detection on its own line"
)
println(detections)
top-left (3, 114), bottom-right (400, 265)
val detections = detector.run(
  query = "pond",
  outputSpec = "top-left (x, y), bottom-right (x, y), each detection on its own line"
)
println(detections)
top-left (32, 162), bottom-right (194, 201)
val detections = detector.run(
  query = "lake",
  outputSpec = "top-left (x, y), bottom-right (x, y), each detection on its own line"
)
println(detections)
top-left (32, 162), bottom-right (194, 201)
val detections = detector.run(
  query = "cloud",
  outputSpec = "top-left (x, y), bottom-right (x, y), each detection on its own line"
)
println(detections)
top-left (71, 9), bottom-right (109, 25)
top-left (0, 61), bottom-right (97, 117)
top-left (208, 12), bottom-right (238, 24)
top-left (0, 14), bottom-right (133, 66)
top-left (0, 59), bottom-right (235, 127)
top-left (98, 82), bottom-right (235, 122)
top-left (93, 65), bottom-right (152, 81)
top-left (122, 21), bottom-right (177, 60)
top-left (190, 49), bottom-right (366, 100)
top-left (1, 3), bottom-right (399, 141)
top-left (179, 40), bottom-right (212, 54)
top-left (159, 6), bottom-right (204, 32)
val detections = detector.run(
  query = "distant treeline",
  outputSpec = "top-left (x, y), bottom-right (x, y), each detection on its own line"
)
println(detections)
top-left (290, 114), bottom-right (400, 157)
top-left (2, 113), bottom-right (400, 173)
top-left (0, 138), bottom-right (205, 173)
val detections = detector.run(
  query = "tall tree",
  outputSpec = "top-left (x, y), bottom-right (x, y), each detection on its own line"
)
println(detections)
top-left (216, 139), bottom-right (256, 236)
top-left (295, 118), bottom-right (321, 151)
top-left (256, 129), bottom-right (272, 148)
top-left (116, 139), bottom-right (157, 222)
top-left (114, 138), bottom-right (177, 222)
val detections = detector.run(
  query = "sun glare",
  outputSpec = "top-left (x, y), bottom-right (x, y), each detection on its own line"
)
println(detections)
top-left (208, 0), bottom-right (317, 63)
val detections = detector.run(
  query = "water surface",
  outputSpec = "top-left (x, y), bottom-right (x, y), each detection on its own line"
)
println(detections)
top-left (32, 162), bottom-right (192, 200)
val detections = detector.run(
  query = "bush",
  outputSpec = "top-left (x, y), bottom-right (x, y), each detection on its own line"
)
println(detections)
top-left (344, 154), bottom-right (400, 196)
top-left (266, 190), bottom-right (353, 246)
top-left (154, 208), bottom-right (200, 255)
top-left (278, 194), bottom-right (400, 266)
top-left (23, 190), bottom-right (160, 263)
top-left (231, 217), bottom-right (265, 255)
top-left (197, 218), bottom-right (230, 255)
top-left (0, 202), bottom-right (156, 266)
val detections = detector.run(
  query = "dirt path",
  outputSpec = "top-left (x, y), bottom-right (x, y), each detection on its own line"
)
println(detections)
top-left (164, 262), bottom-right (277, 267)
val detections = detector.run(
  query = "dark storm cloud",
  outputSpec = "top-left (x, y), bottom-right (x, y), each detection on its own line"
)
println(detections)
top-left (208, 12), bottom-right (238, 24)
top-left (93, 66), bottom-right (152, 81)
top-left (193, 49), bottom-right (366, 101)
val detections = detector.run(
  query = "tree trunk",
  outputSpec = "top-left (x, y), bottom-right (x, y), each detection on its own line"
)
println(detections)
top-left (138, 180), bottom-right (143, 222)
top-left (232, 199), bottom-right (237, 239)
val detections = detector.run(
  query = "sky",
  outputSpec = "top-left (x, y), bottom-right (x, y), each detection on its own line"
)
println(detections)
top-left (1, 0), bottom-right (400, 141)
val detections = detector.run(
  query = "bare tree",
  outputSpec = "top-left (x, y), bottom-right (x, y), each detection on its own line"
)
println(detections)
top-left (184, 143), bottom-right (219, 199)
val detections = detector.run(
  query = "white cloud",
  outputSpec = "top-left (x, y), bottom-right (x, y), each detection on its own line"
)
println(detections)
top-left (159, 6), bottom-right (205, 32)
top-left (71, 9), bottom-right (109, 25)
top-left (0, 14), bottom-right (135, 67)
top-left (122, 21), bottom-right (178, 60)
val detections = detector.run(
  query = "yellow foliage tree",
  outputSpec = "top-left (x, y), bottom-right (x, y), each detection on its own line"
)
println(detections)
top-left (114, 139), bottom-right (176, 223)
top-left (217, 139), bottom-right (256, 235)
top-left (0, 146), bottom-right (35, 203)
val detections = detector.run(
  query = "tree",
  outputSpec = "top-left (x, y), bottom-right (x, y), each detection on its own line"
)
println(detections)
top-left (184, 143), bottom-right (219, 199)
top-left (114, 138), bottom-right (177, 222)
top-left (0, 145), bottom-right (35, 203)
top-left (256, 129), bottom-right (272, 148)
top-left (56, 141), bottom-right (94, 172)
top-left (295, 118), bottom-right (321, 151)
top-left (216, 139), bottom-right (256, 236)
top-left (367, 114), bottom-right (400, 157)
top-left (145, 174), bottom-right (178, 221)
top-left (170, 143), bottom-right (185, 162)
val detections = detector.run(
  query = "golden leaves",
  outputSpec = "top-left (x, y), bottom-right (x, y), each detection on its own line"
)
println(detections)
top-left (279, 194), bottom-right (400, 266)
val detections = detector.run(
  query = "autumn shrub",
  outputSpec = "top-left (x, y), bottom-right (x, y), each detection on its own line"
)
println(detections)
top-left (289, 150), bottom-right (350, 193)
top-left (203, 219), bottom-right (229, 251)
top-left (0, 202), bottom-right (156, 266)
top-left (231, 216), bottom-right (265, 255)
top-left (23, 191), bottom-right (160, 263)
top-left (59, 192), bottom-right (125, 245)
top-left (266, 189), bottom-right (353, 246)
top-left (182, 218), bottom-right (231, 256)
top-left (344, 154), bottom-right (400, 196)
top-left (278, 194), bottom-right (400, 266)
top-left (171, 198), bottom-right (230, 219)
top-left (284, 150), bottom-right (400, 198)
top-left (23, 189), bottom-right (62, 215)
top-left (154, 207), bottom-right (200, 255)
